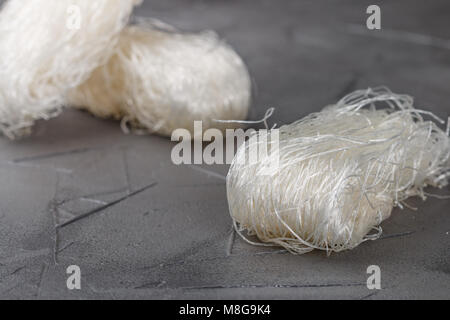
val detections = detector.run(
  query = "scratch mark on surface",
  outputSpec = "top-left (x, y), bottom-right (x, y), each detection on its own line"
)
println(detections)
top-left (56, 207), bottom-right (76, 221)
top-left (346, 24), bottom-right (450, 50)
top-left (253, 249), bottom-right (288, 256)
top-left (52, 216), bottom-right (60, 264)
top-left (5, 161), bottom-right (73, 174)
top-left (35, 263), bottom-right (48, 298)
top-left (175, 183), bottom-right (225, 188)
top-left (80, 197), bottom-right (108, 205)
top-left (0, 249), bottom-right (50, 265)
top-left (142, 249), bottom-right (291, 272)
top-left (226, 225), bottom-right (235, 256)
top-left (379, 231), bottom-right (415, 240)
top-left (360, 291), bottom-right (378, 300)
top-left (135, 281), bottom-right (167, 289)
top-left (0, 282), bottom-right (23, 296)
top-left (122, 148), bottom-right (131, 193)
top-left (57, 241), bottom-right (75, 254)
top-left (57, 182), bottom-right (158, 228)
top-left (181, 282), bottom-right (366, 290)
top-left (83, 188), bottom-right (129, 198)
top-left (12, 147), bottom-right (102, 163)
top-left (335, 75), bottom-right (359, 100)
top-left (51, 174), bottom-right (61, 264)
top-left (188, 165), bottom-right (226, 181)
top-left (87, 284), bottom-right (117, 299)
top-left (60, 188), bottom-right (129, 205)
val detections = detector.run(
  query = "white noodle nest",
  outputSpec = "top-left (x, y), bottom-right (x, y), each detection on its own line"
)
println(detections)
top-left (227, 87), bottom-right (450, 254)
top-left (67, 21), bottom-right (251, 137)
top-left (0, 0), bottom-right (141, 139)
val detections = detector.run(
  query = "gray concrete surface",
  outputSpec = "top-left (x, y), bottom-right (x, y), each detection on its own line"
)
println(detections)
top-left (0, 0), bottom-right (449, 299)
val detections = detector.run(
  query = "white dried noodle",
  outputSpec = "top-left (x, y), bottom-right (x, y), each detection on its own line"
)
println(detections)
top-left (227, 87), bottom-right (450, 254)
top-left (67, 21), bottom-right (251, 138)
top-left (0, 0), bottom-right (141, 139)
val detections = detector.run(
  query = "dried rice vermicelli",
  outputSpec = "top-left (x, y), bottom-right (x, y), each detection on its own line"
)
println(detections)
top-left (227, 87), bottom-right (450, 254)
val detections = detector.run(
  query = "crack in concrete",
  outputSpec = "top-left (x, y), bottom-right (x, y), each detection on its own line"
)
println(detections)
top-left (12, 147), bottom-right (103, 163)
top-left (10, 266), bottom-right (26, 276)
top-left (379, 231), bottom-right (415, 240)
top-left (188, 165), bottom-right (227, 181)
top-left (0, 266), bottom-right (26, 283)
top-left (135, 281), bottom-right (167, 290)
top-left (80, 197), bottom-right (108, 206)
top-left (5, 161), bottom-right (73, 174)
top-left (0, 248), bottom-right (51, 265)
top-left (335, 74), bottom-right (359, 100)
top-left (181, 282), bottom-right (366, 290)
top-left (57, 241), bottom-right (75, 254)
top-left (360, 291), bottom-right (379, 300)
top-left (226, 224), bottom-right (235, 256)
top-left (56, 182), bottom-right (158, 229)
top-left (346, 24), bottom-right (450, 50)
top-left (35, 263), bottom-right (48, 298)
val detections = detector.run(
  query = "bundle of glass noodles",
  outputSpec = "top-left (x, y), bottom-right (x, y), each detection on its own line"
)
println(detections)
top-left (0, 0), bottom-right (250, 139)
top-left (227, 87), bottom-right (450, 254)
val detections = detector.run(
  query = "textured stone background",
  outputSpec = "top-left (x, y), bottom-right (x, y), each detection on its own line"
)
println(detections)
top-left (0, 0), bottom-right (449, 299)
